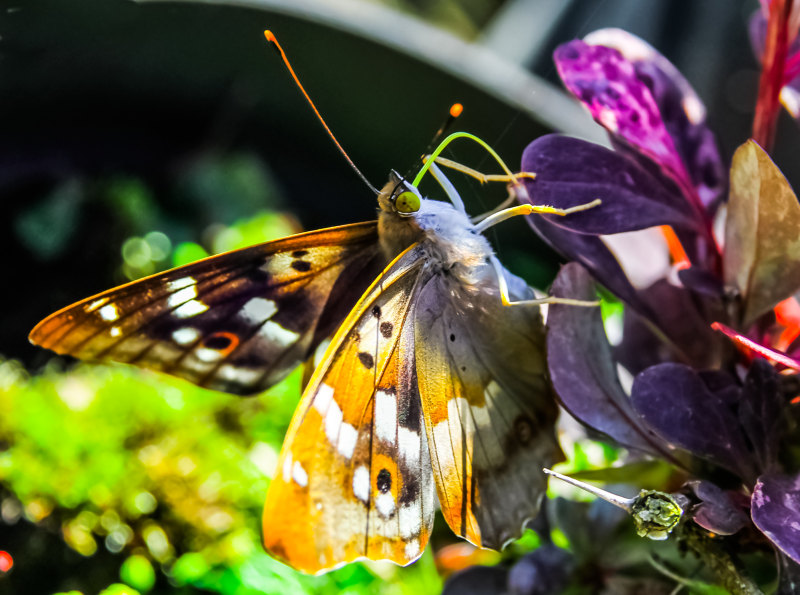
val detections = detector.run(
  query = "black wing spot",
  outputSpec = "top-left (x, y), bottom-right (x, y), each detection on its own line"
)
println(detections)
top-left (379, 321), bottom-right (393, 338)
top-left (357, 352), bottom-right (374, 369)
top-left (514, 415), bottom-right (535, 445)
top-left (371, 305), bottom-right (382, 318)
top-left (461, 366), bottom-right (466, 372)
top-left (204, 334), bottom-right (233, 350)
top-left (291, 250), bottom-right (309, 257)
top-left (450, 333), bottom-right (456, 342)
top-left (377, 469), bottom-right (392, 493)
top-left (291, 260), bottom-right (311, 272)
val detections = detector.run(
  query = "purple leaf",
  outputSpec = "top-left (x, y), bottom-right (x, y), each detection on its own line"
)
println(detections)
top-left (521, 135), bottom-right (701, 234)
top-left (632, 279), bottom-right (726, 370)
top-left (547, 263), bottom-right (669, 456)
top-left (554, 40), bottom-right (694, 204)
top-left (583, 28), bottom-right (726, 213)
top-left (723, 140), bottom-right (800, 326)
top-left (631, 363), bottom-right (755, 480)
top-left (738, 360), bottom-right (783, 472)
top-left (527, 215), bottom-right (648, 314)
top-left (689, 480), bottom-right (750, 535)
top-left (507, 546), bottom-right (573, 595)
top-left (752, 472), bottom-right (800, 564)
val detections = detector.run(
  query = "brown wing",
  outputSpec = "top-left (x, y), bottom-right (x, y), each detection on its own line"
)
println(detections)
top-left (413, 267), bottom-right (564, 549)
top-left (29, 222), bottom-right (384, 395)
top-left (263, 246), bottom-right (436, 573)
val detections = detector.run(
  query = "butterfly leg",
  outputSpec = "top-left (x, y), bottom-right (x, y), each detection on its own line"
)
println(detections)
top-left (431, 156), bottom-right (537, 185)
top-left (490, 256), bottom-right (600, 308)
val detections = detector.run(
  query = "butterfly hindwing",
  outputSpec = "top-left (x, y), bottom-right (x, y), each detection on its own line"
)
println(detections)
top-left (29, 222), bottom-right (384, 395)
top-left (413, 264), bottom-right (563, 549)
top-left (263, 246), bottom-right (436, 573)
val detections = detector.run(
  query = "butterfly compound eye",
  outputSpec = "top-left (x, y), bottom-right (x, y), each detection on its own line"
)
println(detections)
top-left (395, 191), bottom-right (420, 214)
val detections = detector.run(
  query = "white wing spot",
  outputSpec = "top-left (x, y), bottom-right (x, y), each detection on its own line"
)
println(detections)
top-left (217, 364), bottom-right (263, 386)
top-left (85, 297), bottom-right (108, 313)
top-left (313, 384), bottom-right (334, 415)
top-left (167, 277), bottom-right (196, 291)
top-left (398, 427), bottom-right (420, 465)
top-left (167, 285), bottom-right (198, 308)
top-left (292, 461), bottom-right (308, 487)
top-left (324, 400), bottom-right (343, 446)
top-left (174, 300), bottom-right (209, 318)
top-left (172, 327), bottom-right (200, 345)
top-left (353, 466), bottom-right (370, 503)
top-left (98, 304), bottom-right (119, 321)
top-left (375, 390), bottom-right (397, 445)
top-left (282, 452), bottom-right (293, 482)
top-left (376, 491), bottom-right (396, 518)
top-left (337, 423), bottom-right (357, 459)
top-left (260, 321), bottom-right (299, 346)
top-left (399, 502), bottom-right (422, 539)
top-left (241, 297), bottom-right (278, 323)
top-left (109, 326), bottom-right (122, 337)
top-left (195, 347), bottom-right (223, 362)
top-left (404, 539), bottom-right (420, 560)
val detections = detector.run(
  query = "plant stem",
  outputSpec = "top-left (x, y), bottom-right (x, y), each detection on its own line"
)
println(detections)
top-left (753, 0), bottom-right (794, 152)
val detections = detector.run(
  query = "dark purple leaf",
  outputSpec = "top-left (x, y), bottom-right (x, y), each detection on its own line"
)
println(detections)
top-left (521, 135), bottom-right (701, 234)
top-left (508, 546), bottom-right (573, 595)
top-left (689, 480), bottom-right (750, 535)
top-left (631, 363), bottom-right (755, 480)
top-left (527, 213), bottom-right (649, 316)
top-left (554, 40), bottom-right (694, 203)
top-left (724, 141), bottom-right (800, 326)
top-left (633, 279), bottom-right (726, 370)
top-left (677, 267), bottom-right (725, 298)
top-left (584, 28), bottom-right (726, 213)
top-left (739, 360), bottom-right (783, 472)
top-left (752, 472), bottom-right (800, 564)
top-left (547, 263), bottom-right (669, 456)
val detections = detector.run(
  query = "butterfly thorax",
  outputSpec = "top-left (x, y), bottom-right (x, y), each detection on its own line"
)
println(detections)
top-left (377, 180), bottom-right (494, 288)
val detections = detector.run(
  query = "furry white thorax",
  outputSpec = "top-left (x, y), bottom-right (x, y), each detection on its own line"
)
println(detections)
top-left (413, 198), bottom-right (493, 278)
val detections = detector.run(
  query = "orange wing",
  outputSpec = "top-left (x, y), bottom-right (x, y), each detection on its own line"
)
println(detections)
top-left (29, 222), bottom-right (383, 395)
top-left (263, 245), bottom-right (436, 573)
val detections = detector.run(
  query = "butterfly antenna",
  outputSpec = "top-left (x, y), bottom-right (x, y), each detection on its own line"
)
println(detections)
top-left (429, 103), bottom-right (464, 152)
top-left (405, 103), bottom-right (463, 181)
top-left (264, 30), bottom-right (379, 195)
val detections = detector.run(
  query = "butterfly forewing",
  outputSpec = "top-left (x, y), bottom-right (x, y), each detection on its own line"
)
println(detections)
top-left (263, 246), bottom-right (436, 573)
top-left (413, 267), bottom-right (563, 549)
top-left (30, 222), bottom-right (383, 395)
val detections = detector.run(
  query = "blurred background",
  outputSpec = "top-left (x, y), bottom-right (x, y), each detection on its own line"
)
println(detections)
top-left (0, 0), bottom-right (787, 593)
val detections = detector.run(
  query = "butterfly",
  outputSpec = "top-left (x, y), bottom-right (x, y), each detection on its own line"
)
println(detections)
top-left (29, 29), bottom-right (581, 575)
top-left (29, 159), bottom-right (568, 572)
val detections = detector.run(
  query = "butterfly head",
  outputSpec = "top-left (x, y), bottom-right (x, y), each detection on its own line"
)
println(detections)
top-left (379, 171), bottom-right (422, 217)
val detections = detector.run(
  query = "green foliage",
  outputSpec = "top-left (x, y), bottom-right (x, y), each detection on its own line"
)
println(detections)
top-left (0, 357), bottom-right (443, 594)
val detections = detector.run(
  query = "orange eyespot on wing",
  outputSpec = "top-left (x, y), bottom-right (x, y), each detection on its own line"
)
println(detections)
top-left (29, 222), bottom-right (384, 395)
top-left (413, 271), bottom-right (563, 550)
top-left (263, 246), bottom-right (436, 574)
